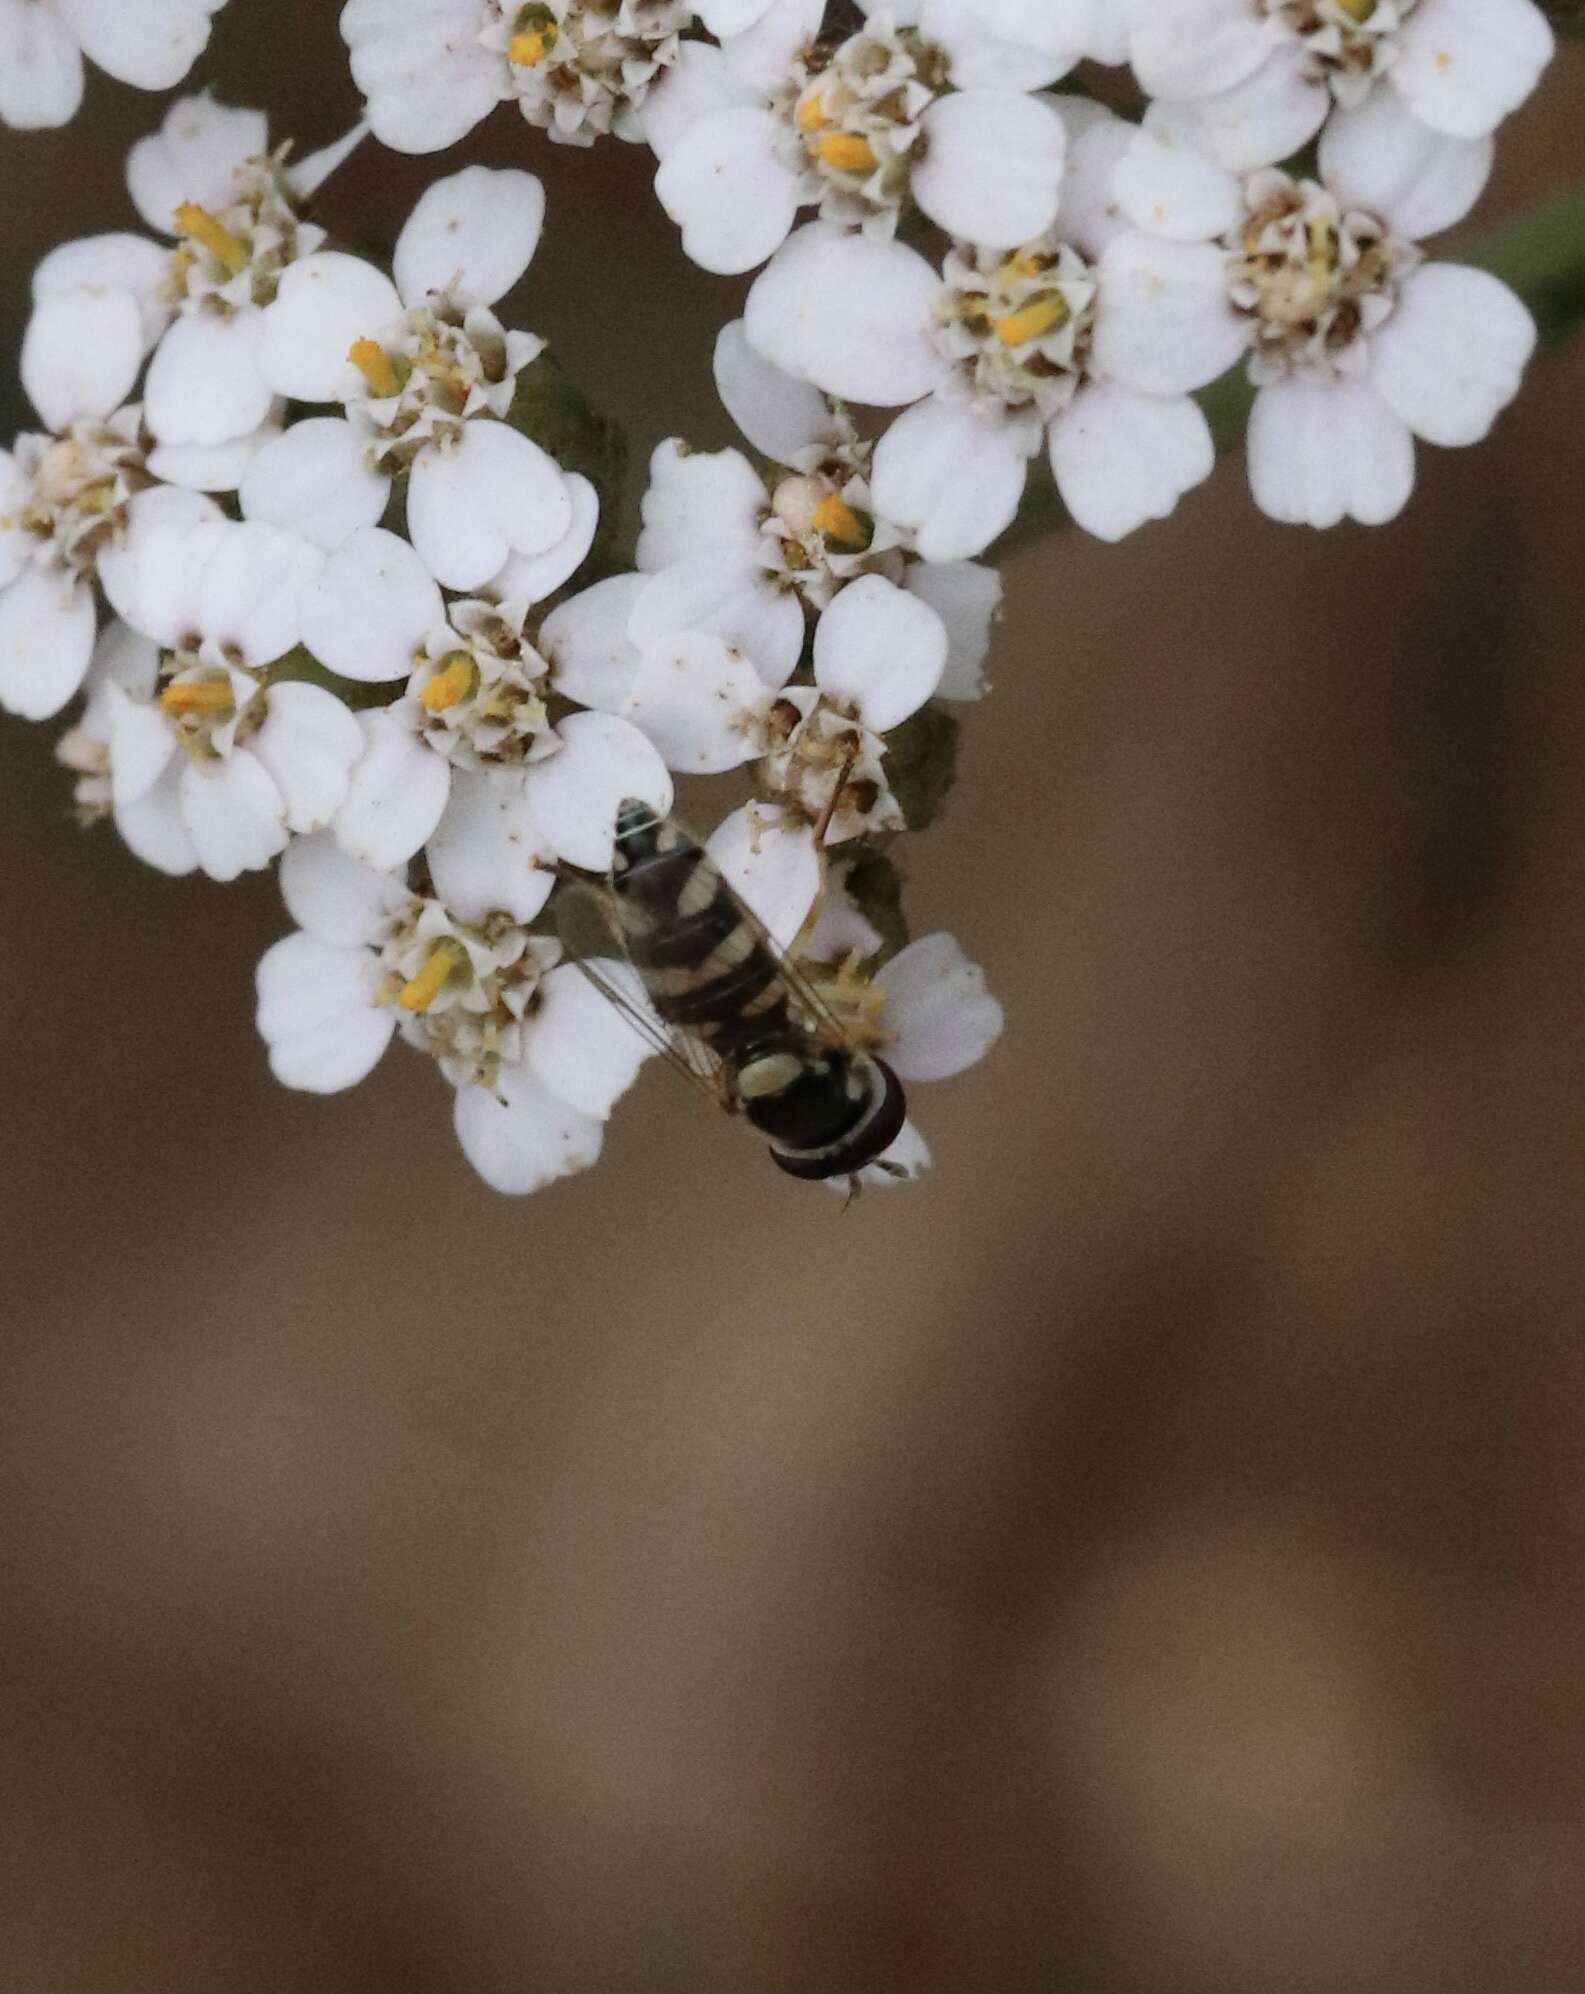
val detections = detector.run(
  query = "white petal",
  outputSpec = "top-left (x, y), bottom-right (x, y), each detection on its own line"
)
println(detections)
top-left (144, 306), bottom-right (275, 447)
top-left (105, 682), bottom-right (176, 808)
top-left (526, 712), bottom-right (673, 871)
top-left (1191, 43), bottom-right (1329, 172)
top-left (1055, 109), bottom-right (1134, 260)
top-left (1113, 103), bottom-right (1244, 242)
top-left (621, 630), bottom-right (770, 774)
top-left (82, 616), bottom-right (161, 708)
top-left (198, 520), bottom-right (325, 666)
top-left (813, 574), bottom-right (946, 733)
top-left (707, 801), bottom-right (821, 951)
top-left (642, 39), bottom-right (759, 160)
top-left (719, 0), bottom-right (825, 95)
top-left (406, 424), bottom-right (573, 591)
top-left (32, 234), bottom-right (171, 352)
top-left (147, 412), bottom-right (282, 495)
top-left (1319, 88), bottom-right (1493, 241)
top-left (256, 931), bottom-right (394, 1094)
top-left (393, 165), bottom-right (545, 309)
top-left (1393, 0), bottom-right (1553, 140)
top-left (21, 290), bottom-right (143, 430)
top-left (341, 0), bottom-right (507, 154)
top-left (106, 515), bottom-right (228, 650)
top-left (126, 90), bottom-right (267, 234)
top-left (877, 933), bottom-right (1004, 1081)
top-left (280, 831), bottom-right (406, 947)
top-left (180, 750), bottom-right (288, 881)
top-left (628, 556), bottom-right (806, 691)
top-left (1247, 377), bottom-right (1414, 528)
top-left (921, 0), bottom-right (1091, 89)
top-left (695, 0), bottom-right (777, 34)
top-left (1049, 382), bottom-right (1214, 542)
top-left (259, 253), bottom-right (403, 404)
top-left (95, 487), bottom-right (223, 635)
top-left (54, 0), bottom-right (222, 90)
top-left (636, 440), bottom-right (765, 573)
top-left (114, 760), bottom-right (197, 875)
top-left (0, 451), bottom-right (27, 590)
top-left (713, 318), bottom-right (837, 464)
top-left (299, 526), bottom-right (444, 683)
top-left (249, 681), bottom-right (365, 834)
top-left (0, 567), bottom-right (96, 720)
top-left (655, 108), bottom-right (804, 276)
top-left (452, 1067), bottom-right (604, 1195)
top-left (0, 0), bottom-right (83, 129)
top-left (486, 473), bottom-right (599, 604)
top-left (1128, 0), bottom-right (1270, 101)
top-left (871, 399), bottom-right (1028, 563)
top-left (239, 417), bottom-right (390, 550)
top-left (1368, 263), bottom-right (1536, 447)
top-left (1093, 233), bottom-right (1247, 396)
top-left (745, 226), bottom-right (951, 408)
top-left (334, 708), bottom-right (452, 870)
top-left (540, 574), bottom-right (648, 713)
top-left (526, 964), bottom-right (652, 1120)
top-left (425, 767), bottom-right (556, 926)
top-left (913, 90), bottom-right (1066, 249)
top-left (902, 560), bottom-right (1001, 702)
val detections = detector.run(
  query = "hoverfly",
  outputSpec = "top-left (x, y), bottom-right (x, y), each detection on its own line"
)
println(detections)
top-left (558, 798), bottom-right (907, 1184)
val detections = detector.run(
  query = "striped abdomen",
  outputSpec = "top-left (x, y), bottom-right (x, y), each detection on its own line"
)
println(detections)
top-left (609, 798), bottom-right (790, 1056)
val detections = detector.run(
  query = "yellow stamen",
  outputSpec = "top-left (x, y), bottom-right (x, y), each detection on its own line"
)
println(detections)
top-left (812, 493), bottom-right (867, 546)
top-left (796, 89), bottom-right (831, 132)
top-left (997, 249), bottom-right (1051, 286)
top-left (159, 678), bottom-right (235, 718)
top-left (993, 295), bottom-right (1068, 347)
top-left (172, 202), bottom-right (250, 277)
top-left (812, 131), bottom-right (878, 176)
top-left (1338, 0), bottom-right (1376, 19)
top-left (508, 28), bottom-right (550, 63)
top-left (420, 652), bottom-right (478, 713)
top-left (398, 940), bottom-right (467, 1014)
top-left (348, 337), bottom-right (404, 398)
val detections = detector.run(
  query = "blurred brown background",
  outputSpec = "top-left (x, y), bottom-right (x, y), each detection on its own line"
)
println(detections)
top-left (3, 14), bottom-right (1584, 1990)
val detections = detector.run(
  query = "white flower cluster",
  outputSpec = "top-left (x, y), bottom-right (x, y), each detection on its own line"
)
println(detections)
top-left (2, 0), bottom-right (1562, 1198)
top-left (5, 93), bottom-right (1002, 1194)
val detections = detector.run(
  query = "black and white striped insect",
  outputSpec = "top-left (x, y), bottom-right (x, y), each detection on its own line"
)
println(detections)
top-left (559, 798), bottom-right (907, 1183)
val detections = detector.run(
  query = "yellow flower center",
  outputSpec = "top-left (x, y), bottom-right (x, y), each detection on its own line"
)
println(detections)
top-left (993, 294), bottom-right (1070, 349)
top-left (420, 653), bottom-right (478, 713)
top-left (398, 939), bottom-right (469, 1013)
top-left (811, 493), bottom-right (868, 547)
top-left (160, 677), bottom-right (236, 719)
top-left (347, 337), bottom-right (407, 398)
top-left (811, 131), bottom-right (878, 175)
top-left (172, 202), bottom-right (250, 278)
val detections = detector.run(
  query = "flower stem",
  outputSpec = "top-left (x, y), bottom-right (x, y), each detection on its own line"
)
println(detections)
top-left (995, 177), bottom-right (1585, 558)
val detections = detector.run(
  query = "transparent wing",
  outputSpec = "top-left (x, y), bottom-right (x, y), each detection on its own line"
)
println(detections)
top-left (553, 878), bottom-right (735, 1111)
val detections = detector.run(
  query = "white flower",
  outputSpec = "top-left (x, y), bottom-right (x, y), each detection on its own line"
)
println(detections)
top-left (1127, 0), bottom-right (1554, 164)
top-left (94, 515), bottom-right (363, 880)
top-left (341, 0), bottom-right (689, 154)
top-left (1102, 90), bottom-right (1537, 527)
top-left (0, 0), bottom-right (228, 131)
top-left (294, 501), bottom-right (605, 870)
top-left (647, 0), bottom-right (1072, 274)
top-left (260, 166), bottom-right (581, 591)
top-left (744, 100), bottom-right (1216, 554)
top-left (24, 94), bottom-right (365, 457)
top-left (0, 402), bottom-right (152, 721)
top-left (255, 833), bottom-right (651, 1192)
